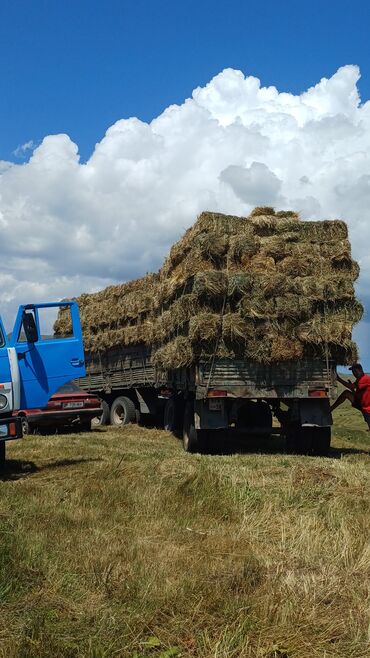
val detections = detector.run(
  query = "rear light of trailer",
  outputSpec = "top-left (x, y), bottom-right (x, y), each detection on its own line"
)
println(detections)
top-left (207, 390), bottom-right (227, 397)
top-left (308, 389), bottom-right (328, 398)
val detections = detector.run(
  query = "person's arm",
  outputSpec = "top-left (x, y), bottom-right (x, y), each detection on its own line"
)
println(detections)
top-left (337, 374), bottom-right (355, 390)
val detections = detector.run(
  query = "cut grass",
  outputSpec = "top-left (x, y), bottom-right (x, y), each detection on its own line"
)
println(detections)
top-left (0, 420), bottom-right (369, 658)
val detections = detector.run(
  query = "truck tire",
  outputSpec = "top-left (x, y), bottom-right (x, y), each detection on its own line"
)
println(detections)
top-left (286, 425), bottom-right (311, 454)
top-left (110, 396), bottom-right (137, 427)
top-left (164, 398), bottom-right (176, 432)
top-left (92, 399), bottom-right (110, 427)
top-left (311, 427), bottom-right (331, 457)
top-left (164, 396), bottom-right (184, 436)
top-left (286, 425), bottom-right (331, 456)
top-left (183, 400), bottom-right (203, 453)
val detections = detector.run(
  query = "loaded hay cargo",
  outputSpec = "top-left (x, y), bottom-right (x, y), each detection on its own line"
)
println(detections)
top-left (59, 207), bottom-right (362, 454)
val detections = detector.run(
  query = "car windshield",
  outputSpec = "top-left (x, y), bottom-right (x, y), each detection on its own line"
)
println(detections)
top-left (56, 382), bottom-right (81, 394)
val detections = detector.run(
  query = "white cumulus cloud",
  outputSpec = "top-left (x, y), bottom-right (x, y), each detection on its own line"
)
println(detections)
top-left (1, 64), bottom-right (370, 359)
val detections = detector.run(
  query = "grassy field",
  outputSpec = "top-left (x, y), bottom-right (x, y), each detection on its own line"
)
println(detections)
top-left (0, 404), bottom-right (369, 658)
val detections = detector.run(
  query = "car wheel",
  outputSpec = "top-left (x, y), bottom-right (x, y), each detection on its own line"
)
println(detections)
top-left (20, 416), bottom-right (30, 436)
top-left (91, 399), bottom-right (110, 427)
top-left (76, 420), bottom-right (91, 432)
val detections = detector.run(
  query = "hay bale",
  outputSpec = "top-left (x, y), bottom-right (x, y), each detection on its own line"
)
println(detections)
top-left (192, 271), bottom-right (228, 299)
top-left (228, 231), bottom-right (260, 265)
top-left (189, 313), bottom-right (222, 344)
top-left (249, 254), bottom-right (276, 273)
top-left (227, 273), bottom-right (255, 299)
top-left (69, 207), bottom-right (361, 366)
top-left (250, 206), bottom-right (276, 217)
top-left (222, 313), bottom-right (254, 342)
top-left (152, 336), bottom-right (193, 369)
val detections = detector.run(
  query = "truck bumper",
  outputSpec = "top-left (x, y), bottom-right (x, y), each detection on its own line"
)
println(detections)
top-left (0, 416), bottom-right (23, 441)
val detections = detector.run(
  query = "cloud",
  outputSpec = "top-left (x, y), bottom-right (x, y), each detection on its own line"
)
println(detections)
top-left (220, 162), bottom-right (282, 205)
top-left (12, 140), bottom-right (36, 159)
top-left (1, 64), bottom-right (370, 360)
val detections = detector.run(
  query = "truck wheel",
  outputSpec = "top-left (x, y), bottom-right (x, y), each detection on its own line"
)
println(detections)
top-left (312, 427), bottom-right (331, 456)
top-left (110, 396), bottom-right (137, 427)
top-left (164, 398), bottom-right (176, 432)
top-left (164, 396), bottom-right (184, 436)
top-left (286, 425), bottom-right (331, 456)
top-left (285, 424), bottom-right (311, 455)
top-left (92, 399), bottom-right (110, 427)
top-left (183, 400), bottom-right (203, 453)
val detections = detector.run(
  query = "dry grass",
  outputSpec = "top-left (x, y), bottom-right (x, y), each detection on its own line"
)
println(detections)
top-left (0, 419), bottom-right (369, 658)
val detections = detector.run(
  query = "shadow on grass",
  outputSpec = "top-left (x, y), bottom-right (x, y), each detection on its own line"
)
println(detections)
top-left (201, 432), bottom-right (370, 457)
top-left (330, 445), bottom-right (370, 458)
top-left (0, 457), bottom-right (102, 481)
top-left (202, 432), bottom-right (288, 456)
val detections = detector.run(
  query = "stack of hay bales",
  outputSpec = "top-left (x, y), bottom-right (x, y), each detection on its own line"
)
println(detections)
top-left (56, 207), bottom-right (362, 368)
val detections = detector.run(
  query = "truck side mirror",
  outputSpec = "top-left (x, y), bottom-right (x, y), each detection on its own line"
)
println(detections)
top-left (22, 310), bottom-right (39, 343)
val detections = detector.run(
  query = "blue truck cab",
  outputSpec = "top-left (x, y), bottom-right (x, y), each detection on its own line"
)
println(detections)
top-left (0, 301), bottom-right (85, 461)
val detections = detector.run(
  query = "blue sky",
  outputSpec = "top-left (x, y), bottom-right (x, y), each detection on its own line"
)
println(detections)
top-left (1, 0), bottom-right (370, 369)
top-left (1, 0), bottom-right (370, 162)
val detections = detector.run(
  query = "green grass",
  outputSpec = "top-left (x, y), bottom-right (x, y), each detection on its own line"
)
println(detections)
top-left (0, 418), bottom-right (369, 658)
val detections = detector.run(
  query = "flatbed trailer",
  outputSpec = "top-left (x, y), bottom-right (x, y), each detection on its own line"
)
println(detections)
top-left (78, 345), bottom-right (336, 455)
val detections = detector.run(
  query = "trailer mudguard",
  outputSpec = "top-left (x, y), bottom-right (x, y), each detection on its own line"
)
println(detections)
top-left (10, 302), bottom-right (86, 409)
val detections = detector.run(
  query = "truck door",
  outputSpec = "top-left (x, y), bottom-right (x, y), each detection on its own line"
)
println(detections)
top-left (10, 302), bottom-right (86, 409)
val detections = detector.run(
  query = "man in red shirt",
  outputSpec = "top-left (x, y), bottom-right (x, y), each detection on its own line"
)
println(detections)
top-left (330, 363), bottom-right (370, 428)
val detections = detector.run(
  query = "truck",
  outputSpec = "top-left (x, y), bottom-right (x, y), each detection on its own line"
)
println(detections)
top-left (0, 301), bottom-right (85, 462)
top-left (78, 345), bottom-right (335, 456)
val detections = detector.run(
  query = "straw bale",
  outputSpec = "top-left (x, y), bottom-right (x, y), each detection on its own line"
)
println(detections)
top-left (239, 294), bottom-right (272, 320)
top-left (258, 273), bottom-right (292, 297)
top-left (275, 210), bottom-right (300, 220)
top-left (222, 313), bottom-right (254, 342)
top-left (260, 235), bottom-right (288, 261)
top-left (249, 215), bottom-right (279, 236)
top-left (152, 336), bottom-right (193, 369)
top-left (195, 231), bottom-right (229, 262)
top-left (228, 231), bottom-right (260, 264)
top-left (298, 315), bottom-right (353, 346)
top-left (299, 220), bottom-right (348, 241)
top-left (250, 206), bottom-right (276, 217)
top-left (188, 313), bottom-right (222, 344)
top-left (245, 335), bottom-right (273, 363)
top-left (249, 254), bottom-right (276, 273)
top-left (193, 271), bottom-right (228, 299)
top-left (275, 294), bottom-right (312, 320)
top-left (278, 255), bottom-right (325, 277)
top-left (296, 275), bottom-right (355, 302)
top-left (227, 273), bottom-right (255, 299)
top-left (69, 207), bottom-right (361, 366)
top-left (271, 335), bottom-right (304, 361)
top-left (285, 242), bottom-right (321, 259)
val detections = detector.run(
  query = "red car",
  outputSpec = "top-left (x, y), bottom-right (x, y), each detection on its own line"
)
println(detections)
top-left (13, 381), bottom-right (102, 435)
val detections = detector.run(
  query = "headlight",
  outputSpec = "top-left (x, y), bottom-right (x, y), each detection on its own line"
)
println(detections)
top-left (0, 394), bottom-right (8, 409)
